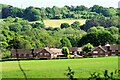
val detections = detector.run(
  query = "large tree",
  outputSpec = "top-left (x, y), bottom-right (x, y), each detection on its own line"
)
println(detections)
top-left (23, 6), bottom-right (41, 21)
top-left (82, 43), bottom-right (94, 56)
top-left (62, 47), bottom-right (69, 57)
top-left (60, 37), bottom-right (72, 47)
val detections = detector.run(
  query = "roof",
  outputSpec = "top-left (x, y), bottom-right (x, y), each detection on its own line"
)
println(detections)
top-left (50, 48), bottom-right (62, 54)
top-left (102, 44), bottom-right (120, 51)
top-left (92, 44), bottom-right (120, 52)
top-left (33, 47), bottom-right (53, 54)
top-left (33, 48), bottom-right (44, 53)
top-left (92, 46), bottom-right (106, 52)
top-left (11, 49), bottom-right (32, 54)
top-left (105, 44), bottom-right (110, 47)
top-left (98, 46), bottom-right (106, 52)
top-left (69, 47), bottom-right (82, 52)
top-left (43, 47), bottom-right (53, 54)
top-left (110, 44), bottom-right (119, 50)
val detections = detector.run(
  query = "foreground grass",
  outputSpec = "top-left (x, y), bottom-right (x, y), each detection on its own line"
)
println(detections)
top-left (2, 57), bottom-right (118, 78)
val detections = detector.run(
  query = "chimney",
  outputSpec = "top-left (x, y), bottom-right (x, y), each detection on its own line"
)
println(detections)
top-left (105, 43), bottom-right (110, 51)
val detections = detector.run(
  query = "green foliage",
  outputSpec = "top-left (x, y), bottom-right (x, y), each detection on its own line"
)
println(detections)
top-left (62, 47), bottom-right (69, 57)
top-left (91, 5), bottom-right (117, 17)
top-left (60, 23), bottom-right (70, 29)
top-left (71, 21), bottom-right (80, 29)
top-left (2, 49), bottom-right (11, 59)
top-left (79, 28), bottom-right (117, 46)
top-left (66, 67), bottom-right (75, 80)
top-left (31, 22), bottom-right (45, 28)
top-left (89, 69), bottom-right (120, 79)
top-left (60, 37), bottom-right (72, 47)
top-left (9, 23), bottom-right (22, 32)
top-left (107, 26), bottom-right (119, 34)
top-left (23, 6), bottom-right (41, 21)
top-left (1, 4), bottom-right (119, 53)
top-left (82, 43), bottom-right (94, 55)
top-left (1, 4), bottom-right (117, 20)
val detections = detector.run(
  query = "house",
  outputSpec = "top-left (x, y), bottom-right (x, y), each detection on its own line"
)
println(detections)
top-left (69, 47), bottom-right (82, 56)
top-left (11, 47), bottom-right (63, 59)
top-left (91, 45), bottom-right (107, 57)
top-left (91, 44), bottom-right (120, 57)
top-left (50, 48), bottom-right (63, 58)
top-left (11, 44), bottom-right (120, 59)
top-left (11, 49), bottom-right (33, 59)
top-left (33, 47), bottom-right (52, 59)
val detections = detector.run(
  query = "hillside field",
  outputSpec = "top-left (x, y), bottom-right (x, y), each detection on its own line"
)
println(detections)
top-left (2, 57), bottom-right (118, 78)
top-left (43, 19), bottom-right (86, 28)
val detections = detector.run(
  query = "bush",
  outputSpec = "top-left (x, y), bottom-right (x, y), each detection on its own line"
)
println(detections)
top-left (2, 50), bottom-right (11, 59)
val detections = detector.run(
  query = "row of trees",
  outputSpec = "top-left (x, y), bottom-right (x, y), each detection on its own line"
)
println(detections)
top-left (79, 26), bottom-right (119, 46)
top-left (81, 17), bottom-right (119, 31)
top-left (1, 4), bottom-right (117, 21)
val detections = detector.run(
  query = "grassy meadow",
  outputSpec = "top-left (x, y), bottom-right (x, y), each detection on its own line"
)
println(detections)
top-left (43, 19), bottom-right (86, 28)
top-left (2, 57), bottom-right (118, 78)
top-left (30, 19), bottom-right (86, 28)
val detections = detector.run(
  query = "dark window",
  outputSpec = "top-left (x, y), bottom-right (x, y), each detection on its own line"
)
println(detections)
top-left (26, 54), bottom-right (29, 57)
top-left (20, 54), bottom-right (24, 57)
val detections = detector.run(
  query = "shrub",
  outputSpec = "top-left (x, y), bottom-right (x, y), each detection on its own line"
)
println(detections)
top-left (2, 50), bottom-right (11, 59)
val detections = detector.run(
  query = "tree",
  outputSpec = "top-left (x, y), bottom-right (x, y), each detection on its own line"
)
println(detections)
top-left (88, 27), bottom-right (97, 33)
top-left (23, 6), bottom-right (41, 21)
top-left (71, 21), bottom-right (80, 29)
top-left (9, 23), bottom-right (22, 33)
top-left (52, 6), bottom-right (61, 19)
top-left (2, 6), bottom-right (12, 18)
top-left (60, 37), bottom-right (72, 47)
top-left (60, 23), bottom-right (70, 29)
top-left (78, 30), bottom-right (115, 46)
top-left (31, 22), bottom-right (45, 28)
top-left (75, 5), bottom-right (88, 11)
top-left (82, 43), bottom-right (94, 56)
top-left (107, 26), bottom-right (119, 34)
top-left (45, 7), bottom-right (54, 19)
top-left (62, 47), bottom-right (69, 57)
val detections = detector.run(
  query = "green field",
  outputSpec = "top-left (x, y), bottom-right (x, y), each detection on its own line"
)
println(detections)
top-left (30, 19), bottom-right (86, 28)
top-left (44, 19), bottom-right (86, 28)
top-left (2, 57), bottom-right (118, 78)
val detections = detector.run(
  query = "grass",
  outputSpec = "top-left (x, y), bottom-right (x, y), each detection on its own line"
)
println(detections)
top-left (43, 19), bottom-right (86, 28)
top-left (2, 56), bottom-right (118, 78)
top-left (30, 19), bottom-right (86, 28)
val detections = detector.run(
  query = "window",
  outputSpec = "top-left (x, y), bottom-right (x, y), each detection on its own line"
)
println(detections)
top-left (112, 50), bottom-right (115, 52)
top-left (44, 53), bottom-right (47, 56)
top-left (118, 50), bottom-right (120, 52)
top-left (46, 53), bottom-right (49, 56)
top-left (93, 51), bottom-right (98, 54)
top-left (40, 53), bottom-right (43, 55)
top-left (44, 53), bottom-right (49, 56)
top-left (30, 54), bottom-right (33, 57)
top-left (20, 54), bottom-right (24, 57)
top-left (26, 54), bottom-right (29, 57)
